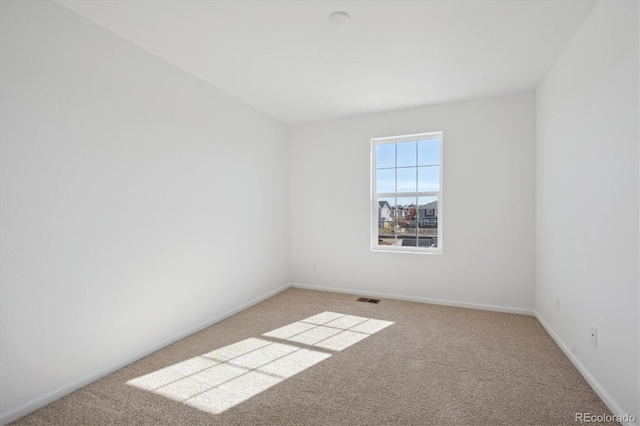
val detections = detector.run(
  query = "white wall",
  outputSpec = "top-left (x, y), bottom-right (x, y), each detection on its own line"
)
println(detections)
top-left (535, 0), bottom-right (639, 421)
top-left (289, 92), bottom-right (536, 313)
top-left (0, 1), bottom-right (289, 422)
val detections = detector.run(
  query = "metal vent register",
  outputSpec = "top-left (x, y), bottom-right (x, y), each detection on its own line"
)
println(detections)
top-left (356, 297), bottom-right (381, 304)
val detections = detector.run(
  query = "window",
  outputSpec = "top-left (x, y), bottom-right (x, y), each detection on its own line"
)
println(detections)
top-left (371, 132), bottom-right (442, 253)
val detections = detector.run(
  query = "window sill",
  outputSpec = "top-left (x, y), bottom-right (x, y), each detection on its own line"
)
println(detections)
top-left (371, 247), bottom-right (442, 255)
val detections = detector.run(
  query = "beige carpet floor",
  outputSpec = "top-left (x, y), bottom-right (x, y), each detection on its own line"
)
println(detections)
top-left (12, 288), bottom-right (613, 425)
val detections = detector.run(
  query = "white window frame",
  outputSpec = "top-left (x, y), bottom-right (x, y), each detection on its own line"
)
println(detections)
top-left (371, 131), bottom-right (443, 254)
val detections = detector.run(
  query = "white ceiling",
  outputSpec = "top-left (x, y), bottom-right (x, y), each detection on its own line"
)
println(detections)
top-left (55, 0), bottom-right (597, 124)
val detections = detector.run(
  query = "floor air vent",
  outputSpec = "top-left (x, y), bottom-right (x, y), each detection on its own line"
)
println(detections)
top-left (356, 297), bottom-right (381, 304)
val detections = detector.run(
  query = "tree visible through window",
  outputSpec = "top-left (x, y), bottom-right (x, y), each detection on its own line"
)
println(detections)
top-left (371, 132), bottom-right (442, 253)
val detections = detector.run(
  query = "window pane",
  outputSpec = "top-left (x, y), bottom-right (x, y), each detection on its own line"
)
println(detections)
top-left (418, 166), bottom-right (439, 192)
top-left (394, 197), bottom-right (414, 223)
top-left (418, 140), bottom-right (439, 166)
top-left (376, 169), bottom-right (395, 193)
top-left (395, 196), bottom-right (417, 245)
top-left (417, 196), bottom-right (438, 248)
top-left (397, 141), bottom-right (416, 167)
top-left (376, 144), bottom-right (395, 169)
top-left (397, 167), bottom-right (416, 193)
top-left (377, 197), bottom-right (395, 247)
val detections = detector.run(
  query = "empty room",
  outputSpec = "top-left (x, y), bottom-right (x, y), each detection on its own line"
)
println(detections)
top-left (0, 0), bottom-right (638, 425)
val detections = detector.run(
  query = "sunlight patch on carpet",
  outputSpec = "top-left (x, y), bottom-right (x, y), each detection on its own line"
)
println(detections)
top-left (127, 312), bottom-right (393, 414)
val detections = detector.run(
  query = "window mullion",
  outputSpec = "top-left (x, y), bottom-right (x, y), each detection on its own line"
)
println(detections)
top-left (376, 192), bottom-right (437, 198)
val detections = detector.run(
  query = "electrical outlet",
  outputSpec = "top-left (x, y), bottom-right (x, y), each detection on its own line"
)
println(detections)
top-left (555, 298), bottom-right (560, 312)
top-left (590, 326), bottom-right (597, 347)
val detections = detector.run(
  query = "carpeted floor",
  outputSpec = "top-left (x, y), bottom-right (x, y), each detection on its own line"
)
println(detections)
top-left (11, 288), bottom-right (613, 425)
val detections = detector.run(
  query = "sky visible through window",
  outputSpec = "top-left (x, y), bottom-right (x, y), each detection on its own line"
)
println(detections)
top-left (376, 139), bottom-right (440, 193)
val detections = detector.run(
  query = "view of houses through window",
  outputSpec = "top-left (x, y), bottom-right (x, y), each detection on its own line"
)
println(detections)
top-left (377, 196), bottom-right (438, 248)
top-left (372, 132), bottom-right (442, 251)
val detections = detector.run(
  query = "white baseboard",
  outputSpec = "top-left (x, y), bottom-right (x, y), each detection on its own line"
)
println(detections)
top-left (534, 311), bottom-right (638, 426)
top-left (0, 284), bottom-right (289, 426)
top-left (290, 283), bottom-right (535, 316)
